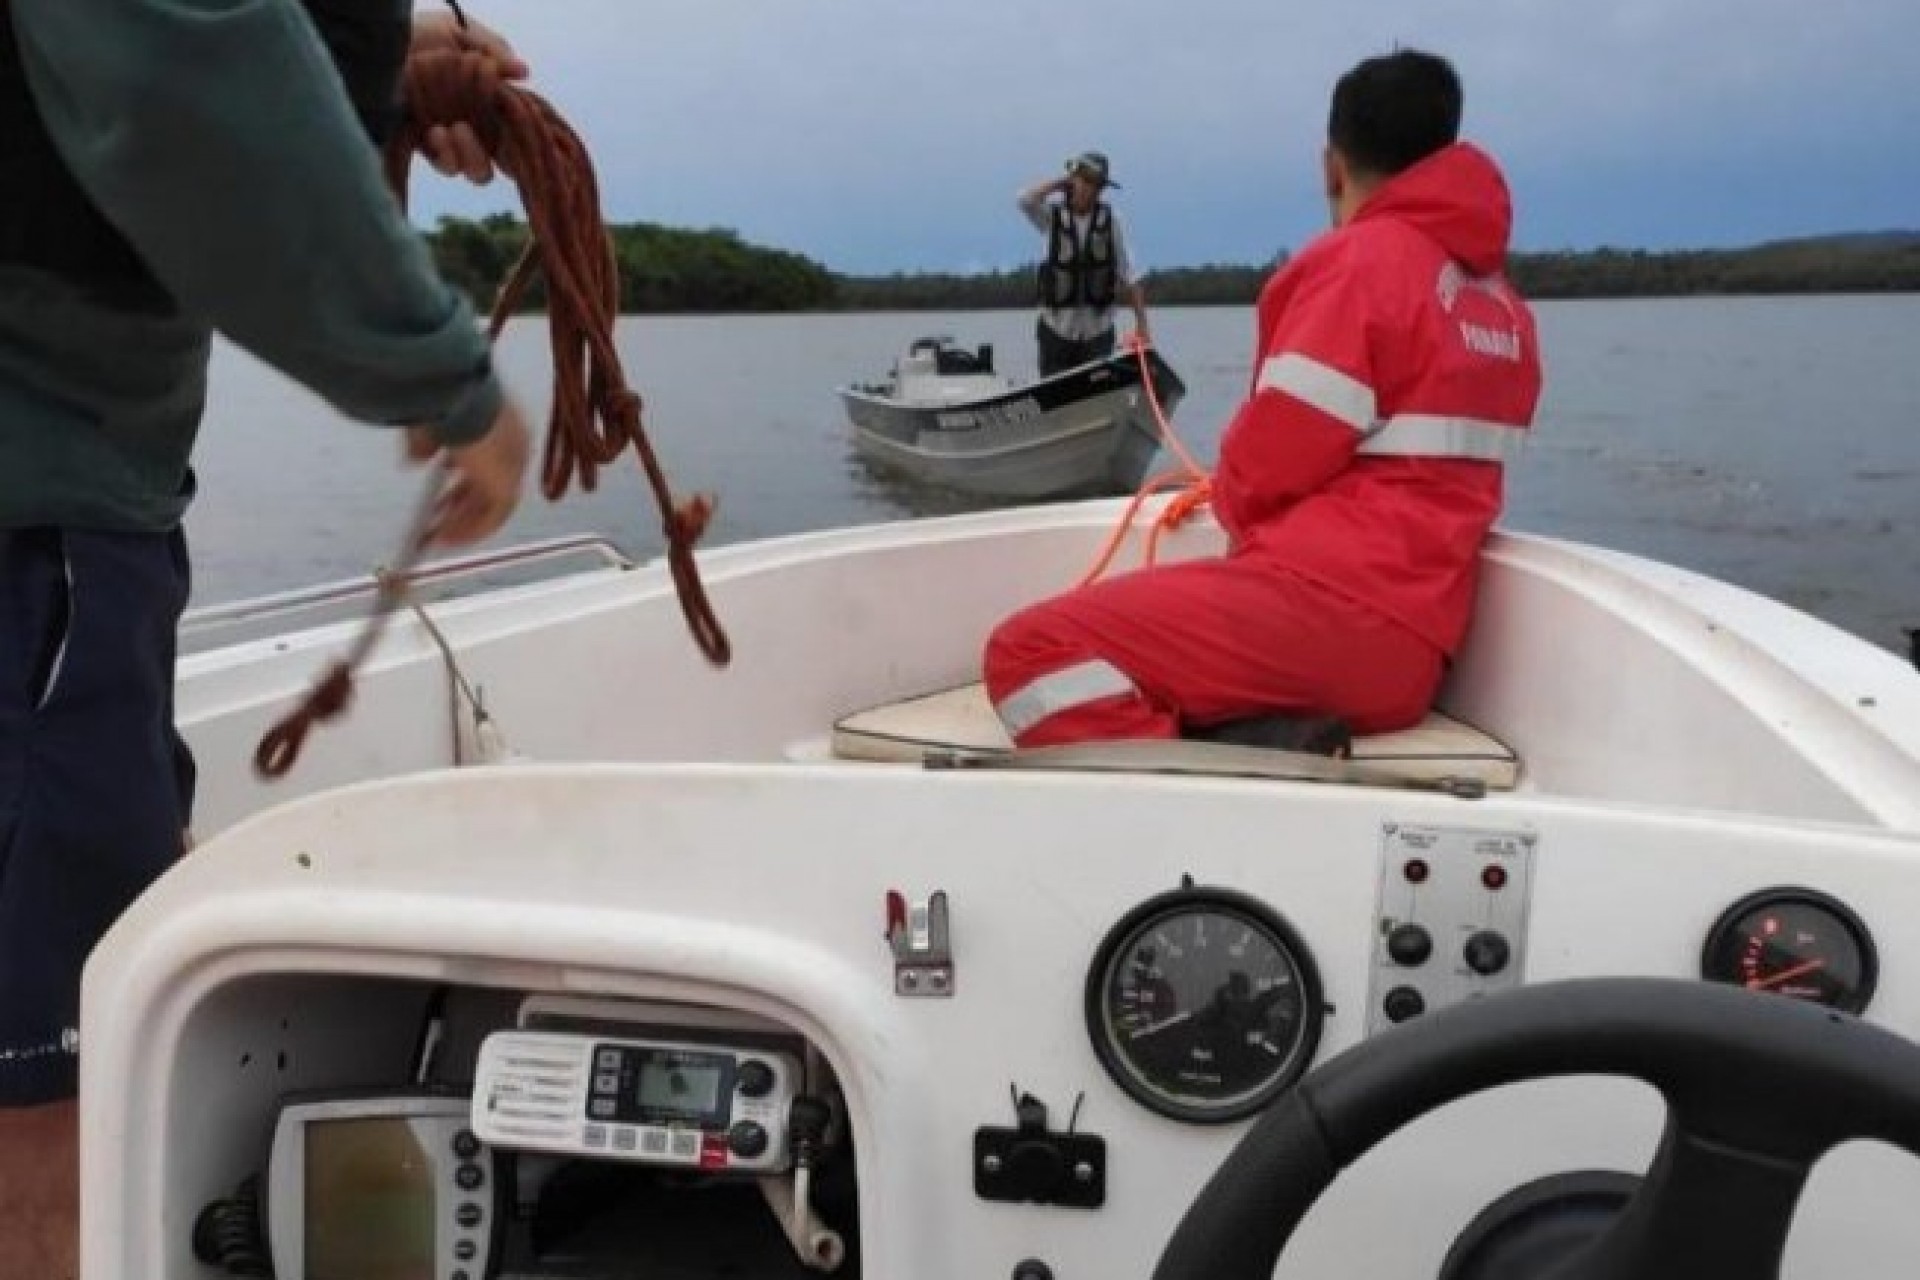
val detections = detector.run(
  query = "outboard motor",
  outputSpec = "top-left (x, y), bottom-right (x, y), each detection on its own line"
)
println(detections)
top-left (935, 343), bottom-right (989, 376)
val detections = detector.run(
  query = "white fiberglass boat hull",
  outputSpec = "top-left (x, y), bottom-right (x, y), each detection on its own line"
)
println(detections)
top-left (77, 497), bottom-right (1920, 1279)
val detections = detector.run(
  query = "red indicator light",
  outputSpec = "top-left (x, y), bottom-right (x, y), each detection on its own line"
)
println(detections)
top-left (1481, 865), bottom-right (1509, 891)
top-left (1403, 859), bottom-right (1430, 884)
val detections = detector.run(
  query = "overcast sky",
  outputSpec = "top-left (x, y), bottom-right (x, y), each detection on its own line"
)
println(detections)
top-left (416, 0), bottom-right (1920, 274)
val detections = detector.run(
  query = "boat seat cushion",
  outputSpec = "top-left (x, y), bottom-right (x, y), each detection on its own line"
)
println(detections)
top-left (829, 681), bottom-right (1521, 790)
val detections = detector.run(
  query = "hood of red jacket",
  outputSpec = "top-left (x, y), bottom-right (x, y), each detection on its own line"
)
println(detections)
top-left (1353, 142), bottom-right (1515, 275)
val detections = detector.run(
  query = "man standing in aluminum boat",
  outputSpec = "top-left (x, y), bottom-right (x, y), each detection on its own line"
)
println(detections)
top-left (1017, 150), bottom-right (1152, 377)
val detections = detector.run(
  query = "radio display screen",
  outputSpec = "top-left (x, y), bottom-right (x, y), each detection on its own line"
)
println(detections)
top-left (638, 1059), bottom-right (724, 1115)
top-left (592, 1045), bottom-right (734, 1127)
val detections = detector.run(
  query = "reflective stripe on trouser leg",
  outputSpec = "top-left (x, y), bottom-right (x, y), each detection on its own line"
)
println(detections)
top-left (993, 658), bottom-right (1138, 738)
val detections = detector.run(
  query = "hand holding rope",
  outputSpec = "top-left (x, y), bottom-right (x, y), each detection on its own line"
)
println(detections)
top-left (255, 21), bottom-right (730, 780)
top-left (386, 43), bottom-right (730, 660)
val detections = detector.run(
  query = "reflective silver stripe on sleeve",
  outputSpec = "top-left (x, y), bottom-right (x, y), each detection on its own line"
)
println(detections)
top-left (994, 659), bottom-right (1138, 736)
top-left (1357, 414), bottom-right (1527, 463)
top-left (1255, 353), bottom-right (1378, 433)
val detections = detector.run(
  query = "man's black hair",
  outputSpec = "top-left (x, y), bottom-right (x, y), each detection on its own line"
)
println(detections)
top-left (1327, 47), bottom-right (1463, 178)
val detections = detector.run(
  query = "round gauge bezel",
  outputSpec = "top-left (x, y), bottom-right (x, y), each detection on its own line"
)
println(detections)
top-left (1084, 884), bottom-right (1324, 1125)
top-left (1698, 885), bottom-right (1878, 1014)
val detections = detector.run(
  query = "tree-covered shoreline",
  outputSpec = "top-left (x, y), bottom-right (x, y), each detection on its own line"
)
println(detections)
top-left (423, 215), bottom-right (1920, 315)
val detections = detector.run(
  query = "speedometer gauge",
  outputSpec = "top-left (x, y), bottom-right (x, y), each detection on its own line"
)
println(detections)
top-left (1085, 883), bottom-right (1323, 1124)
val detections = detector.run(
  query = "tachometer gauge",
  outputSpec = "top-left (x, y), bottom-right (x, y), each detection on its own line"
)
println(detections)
top-left (1085, 883), bottom-right (1323, 1124)
top-left (1700, 886), bottom-right (1877, 1014)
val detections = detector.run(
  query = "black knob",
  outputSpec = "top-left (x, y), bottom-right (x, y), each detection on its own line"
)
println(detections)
top-left (1013, 1262), bottom-right (1054, 1280)
top-left (1464, 930), bottom-right (1511, 976)
top-left (728, 1120), bottom-right (769, 1159)
top-left (454, 1162), bottom-right (485, 1190)
top-left (1382, 986), bottom-right (1426, 1023)
top-left (451, 1129), bottom-right (480, 1160)
top-left (456, 1202), bottom-right (484, 1229)
top-left (1386, 923), bottom-right (1433, 967)
top-left (736, 1059), bottom-right (776, 1098)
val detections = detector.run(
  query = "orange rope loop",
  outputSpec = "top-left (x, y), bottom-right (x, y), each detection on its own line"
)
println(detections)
top-left (254, 44), bottom-right (729, 780)
top-left (252, 477), bottom-right (444, 777)
top-left (1073, 333), bottom-right (1214, 588)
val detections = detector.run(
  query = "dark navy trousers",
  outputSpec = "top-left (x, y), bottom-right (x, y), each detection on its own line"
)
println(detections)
top-left (1, 528), bottom-right (194, 1105)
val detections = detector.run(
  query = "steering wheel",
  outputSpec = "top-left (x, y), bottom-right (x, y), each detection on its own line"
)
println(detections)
top-left (1150, 977), bottom-right (1920, 1280)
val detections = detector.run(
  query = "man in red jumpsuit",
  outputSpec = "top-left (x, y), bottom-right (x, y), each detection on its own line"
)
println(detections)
top-left (983, 48), bottom-right (1542, 748)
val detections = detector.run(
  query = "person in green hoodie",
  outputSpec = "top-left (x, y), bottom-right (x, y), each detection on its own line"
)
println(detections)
top-left (0, 3), bottom-right (534, 1273)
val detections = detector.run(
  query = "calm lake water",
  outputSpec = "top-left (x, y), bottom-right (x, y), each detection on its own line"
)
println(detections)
top-left (186, 296), bottom-right (1920, 653)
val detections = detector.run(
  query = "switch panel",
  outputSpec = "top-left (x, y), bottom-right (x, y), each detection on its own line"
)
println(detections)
top-left (1365, 822), bottom-right (1537, 1036)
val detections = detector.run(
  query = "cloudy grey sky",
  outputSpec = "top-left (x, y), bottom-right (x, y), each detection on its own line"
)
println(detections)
top-left (418, 0), bottom-right (1920, 274)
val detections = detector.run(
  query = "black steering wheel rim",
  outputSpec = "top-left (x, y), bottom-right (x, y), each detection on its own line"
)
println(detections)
top-left (1150, 977), bottom-right (1920, 1280)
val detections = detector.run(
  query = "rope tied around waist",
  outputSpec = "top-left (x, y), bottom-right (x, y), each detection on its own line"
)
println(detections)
top-left (253, 43), bottom-right (730, 780)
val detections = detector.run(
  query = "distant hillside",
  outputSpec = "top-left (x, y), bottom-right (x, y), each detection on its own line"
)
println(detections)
top-left (830, 231), bottom-right (1920, 309)
top-left (422, 216), bottom-right (1920, 314)
top-left (1753, 229), bottom-right (1920, 252)
top-left (1513, 229), bottom-right (1920, 299)
top-left (426, 213), bottom-right (837, 314)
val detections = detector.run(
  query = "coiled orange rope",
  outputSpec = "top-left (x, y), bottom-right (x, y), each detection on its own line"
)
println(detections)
top-left (254, 44), bottom-right (728, 780)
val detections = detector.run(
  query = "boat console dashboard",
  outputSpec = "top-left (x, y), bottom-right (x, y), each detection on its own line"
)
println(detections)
top-left (86, 764), bottom-right (1920, 1280)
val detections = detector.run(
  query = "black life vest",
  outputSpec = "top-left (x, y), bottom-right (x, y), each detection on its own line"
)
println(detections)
top-left (1037, 202), bottom-right (1118, 311)
top-left (0, 0), bottom-right (409, 310)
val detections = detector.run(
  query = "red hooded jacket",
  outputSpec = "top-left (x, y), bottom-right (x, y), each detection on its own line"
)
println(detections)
top-left (1211, 142), bottom-right (1542, 656)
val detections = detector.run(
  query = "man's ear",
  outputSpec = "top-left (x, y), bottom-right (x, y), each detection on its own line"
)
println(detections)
top-left (1322, 146), bottom-right (1344, 204)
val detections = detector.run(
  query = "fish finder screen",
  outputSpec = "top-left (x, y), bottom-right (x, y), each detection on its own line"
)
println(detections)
top-left (637, 1059), bottom-right (723, 1116)
top-left (305, 1117), bottom-right (436, 1280)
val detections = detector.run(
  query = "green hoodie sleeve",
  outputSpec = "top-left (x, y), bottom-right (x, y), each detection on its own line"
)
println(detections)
top-left (10, 0), bottom-right (501, 445)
